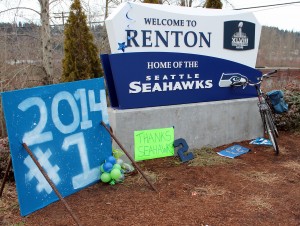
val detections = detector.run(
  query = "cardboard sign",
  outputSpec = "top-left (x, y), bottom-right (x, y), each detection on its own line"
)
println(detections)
top-left (1, 78), bottom-right (111, 216)
top-left (134, 127), bottom-right (174, 161)
top-left (102, 2), bottom-right (262, 109)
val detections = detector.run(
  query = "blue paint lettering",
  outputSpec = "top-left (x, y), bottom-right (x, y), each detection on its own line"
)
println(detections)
top-left (126, 30), bottom-right (211, 48)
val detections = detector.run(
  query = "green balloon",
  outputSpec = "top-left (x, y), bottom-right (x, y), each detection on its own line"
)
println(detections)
top-left (100, 164), bottom-right (105, 172)
top-left (100, 172), bottom-right (111, 183)
top-left (110, 168), bottom-right (121, 180)
top-left (113, 164), bottom-right (121, 170)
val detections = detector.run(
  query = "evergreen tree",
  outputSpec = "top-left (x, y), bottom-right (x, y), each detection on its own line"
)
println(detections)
top-left (204, 0), bottom-right (223, 9)
top-left (61, 0), bottom-right (102, 82)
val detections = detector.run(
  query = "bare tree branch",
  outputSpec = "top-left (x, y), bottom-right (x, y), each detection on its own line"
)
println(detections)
top-left (0, 7), bottom-right (41, 16)
top-left (2, 65), bottom-right (31, 89)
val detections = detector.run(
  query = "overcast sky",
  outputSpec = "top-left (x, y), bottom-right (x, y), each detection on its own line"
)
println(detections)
top-left (0, 0), bottom-right (299, 32)
top-left (224, 0), bottom-right (300, 32)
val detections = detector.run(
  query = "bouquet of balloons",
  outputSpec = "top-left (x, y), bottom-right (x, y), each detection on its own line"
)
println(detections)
top-left (99, 149), bottom-right (134, 185)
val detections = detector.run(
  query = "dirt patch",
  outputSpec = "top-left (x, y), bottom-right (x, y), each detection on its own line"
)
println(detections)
top-left (1, 131), bottom-right (300, 226)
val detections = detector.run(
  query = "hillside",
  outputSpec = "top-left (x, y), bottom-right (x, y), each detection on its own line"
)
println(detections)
top-left (257, 26), bottom-right (300, 67)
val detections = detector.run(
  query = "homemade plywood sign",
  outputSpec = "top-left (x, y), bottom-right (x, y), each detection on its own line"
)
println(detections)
top-left (1, 78), bottom-right (111, 216)
top-left (134, 127), bottom-right (174, 161)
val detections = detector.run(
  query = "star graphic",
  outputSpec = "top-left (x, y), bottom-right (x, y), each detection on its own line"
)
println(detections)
top-left (118, 42), bottom-right (127, 52)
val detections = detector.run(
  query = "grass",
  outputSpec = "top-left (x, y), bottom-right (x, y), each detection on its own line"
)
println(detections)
top-left (124, 170), bottom-right (166, 187)
top-left (124, 146), bottom-right (235, 187)
top-left (241, 171), bottom-right (280, 184)
top-left (278, 146), bottom-right (288, 155)
top-left (246, 195), bottom-right (272, 210)
top-left (12, 223), bottom-right (25, 226)
top-left (191, 185), bottom-right (227, 196)
top-left (0, 185), bottom-right (21, 225)
top-left (188, 146), bottom-right (234, 167)
top-left (281, 160), bottom-right (300, 171)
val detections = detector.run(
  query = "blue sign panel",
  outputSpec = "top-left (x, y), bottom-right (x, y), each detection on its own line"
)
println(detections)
top-left (102, 52), bottom-right (261, 109)
top-left (1, 78), bottom-right (111, 216)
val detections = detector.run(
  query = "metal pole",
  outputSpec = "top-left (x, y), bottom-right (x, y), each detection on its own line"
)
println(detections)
top-left (100, 121), bottom-right (158, 193)
top-left (22, 143), bottom-right (83, 226)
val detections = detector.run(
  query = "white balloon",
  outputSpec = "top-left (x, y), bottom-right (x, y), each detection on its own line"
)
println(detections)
top-left (116, 158), bottom-right (124, 165)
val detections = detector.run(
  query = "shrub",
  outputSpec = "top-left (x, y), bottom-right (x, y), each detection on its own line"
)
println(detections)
top-left (275, 90), bottom-right (300, 132)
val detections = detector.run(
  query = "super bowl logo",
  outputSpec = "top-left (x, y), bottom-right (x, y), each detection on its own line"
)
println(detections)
top-left (231, 22), bottom-right (248, 49)
top-left (224, 20), bottom-right (255, 51)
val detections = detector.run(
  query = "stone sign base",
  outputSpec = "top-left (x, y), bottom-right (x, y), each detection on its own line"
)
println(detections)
top-left (108, 98), bottom-right (263, 162)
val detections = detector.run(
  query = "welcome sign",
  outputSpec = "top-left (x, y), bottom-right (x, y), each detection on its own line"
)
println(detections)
top-left (102, 2), bottom-right (262, 109)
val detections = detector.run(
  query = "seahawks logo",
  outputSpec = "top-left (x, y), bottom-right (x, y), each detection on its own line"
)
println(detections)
top-left (218, 73), bottom-right (248, 87)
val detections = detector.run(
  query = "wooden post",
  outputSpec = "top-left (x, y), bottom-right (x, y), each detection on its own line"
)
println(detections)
top-left (0, 156), bottom-right (12, 197)
top-left (22, 143), bottom-right (83, 226)
top-left (101, 121), bottom-right (158, 193)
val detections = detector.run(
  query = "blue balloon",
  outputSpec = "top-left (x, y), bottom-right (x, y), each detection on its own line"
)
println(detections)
top-left (107, 156), bottom-right (116, 165)
top-left (103, 162), bottom-right (113, 172)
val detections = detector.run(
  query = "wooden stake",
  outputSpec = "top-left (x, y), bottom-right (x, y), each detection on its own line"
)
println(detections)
top-left (0, 155), bottom-right (12, 197)
top-left (22, 143), bottom-right (83, 226)
top-left (101, 121), bottom-right (158, 193)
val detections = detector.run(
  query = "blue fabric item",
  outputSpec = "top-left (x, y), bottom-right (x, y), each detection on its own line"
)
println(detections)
top-left (267, 90), bottom-right (288, 114)
top-left (250, 137), bottom-right (272, 146)
top-left (217, 145), bottom-right (250, 159)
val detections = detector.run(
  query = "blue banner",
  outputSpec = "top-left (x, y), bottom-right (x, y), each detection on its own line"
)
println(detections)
top-left (102, 52), bottom-right (261, 109)
top-left (1, 78), bottom-right (111, 216)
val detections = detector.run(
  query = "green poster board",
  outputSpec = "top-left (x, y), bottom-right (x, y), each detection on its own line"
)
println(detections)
top-left (134, 127), bottom-right (174, 161)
